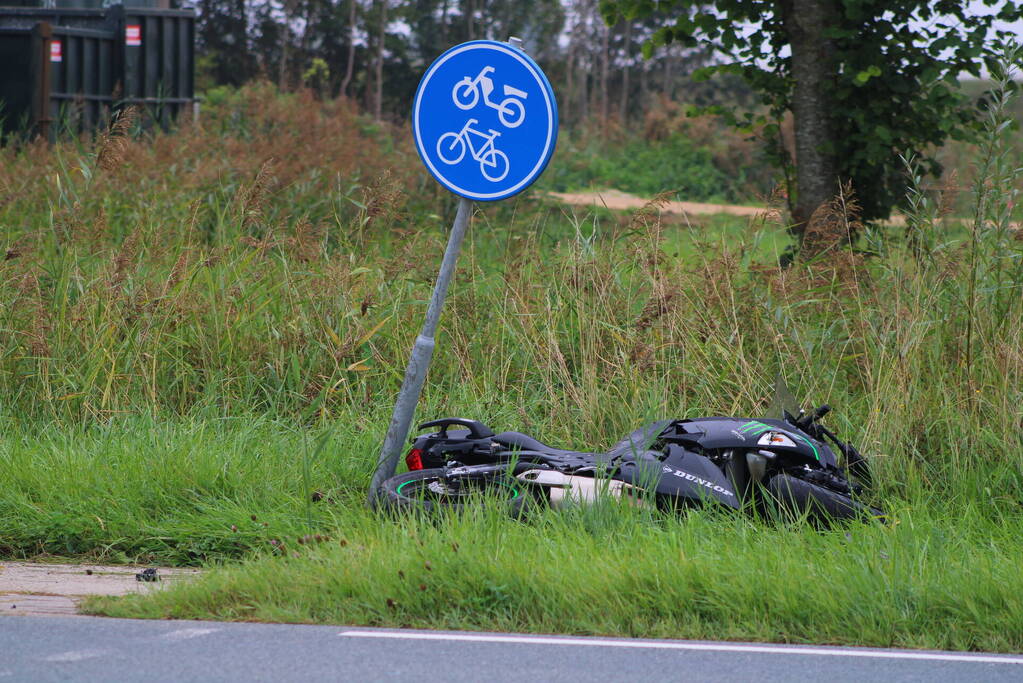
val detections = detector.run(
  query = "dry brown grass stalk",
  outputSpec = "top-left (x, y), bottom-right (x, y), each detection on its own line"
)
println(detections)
top-left (240, 158), bottom-right (277, 231)
top-left (803, 181), bottom-right (863, 255)
top-left (288, 220), bottom-right (323, 263)
top-left (362, 170), bottom-right (406, 226)
top-left (749, 184), bottom-right (788, 232)
top-left (937, 169), bottom-right (961, 219)
top-left (106, 228), bottom-right (141, 290)
top-left (96, 106), bottom-right (138, 174)
top-left (163, 251), bottom-right (191, 296)
top-left (635, 282), bottom-right (679, 331)
top-left (15, 270), bottom-right (52, 357)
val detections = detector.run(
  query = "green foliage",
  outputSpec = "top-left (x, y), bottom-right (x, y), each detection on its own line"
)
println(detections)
top-left (543, 132), bottom-right (741, 202)
top-left (301, 58), bottom-right (331, 98)
top-left (601, 0), bottom-right (1023, 221)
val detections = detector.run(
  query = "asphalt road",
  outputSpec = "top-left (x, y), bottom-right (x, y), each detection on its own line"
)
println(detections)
top-left (2, 617), bottom-right (1022, 682)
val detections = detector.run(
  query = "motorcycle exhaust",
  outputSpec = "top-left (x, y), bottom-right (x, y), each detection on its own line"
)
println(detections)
top-left (516, 469), bottom-right (648, 508)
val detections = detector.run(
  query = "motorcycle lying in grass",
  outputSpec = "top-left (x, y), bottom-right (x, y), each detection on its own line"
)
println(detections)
top-left (374, 383), bottom-right (883, 524)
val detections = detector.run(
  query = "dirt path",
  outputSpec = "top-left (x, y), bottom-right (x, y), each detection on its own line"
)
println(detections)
top-left (547, 189), bottom-right (1021, 232)
top-left (0, 561), bottom-right (199, 617)
top-left (546, 189), bottom-right (766, 218)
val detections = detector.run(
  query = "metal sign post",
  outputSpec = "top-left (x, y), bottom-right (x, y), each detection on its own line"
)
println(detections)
top-left (368, 196), bottom-right (472, 496)
top-left (368, 37), bottom-right (558, 501)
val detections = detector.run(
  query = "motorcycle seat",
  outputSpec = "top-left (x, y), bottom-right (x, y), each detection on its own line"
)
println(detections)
top-left (492, 431), bottom-right (601, 458)
top-left (493, 421), bottom-right (674, 462)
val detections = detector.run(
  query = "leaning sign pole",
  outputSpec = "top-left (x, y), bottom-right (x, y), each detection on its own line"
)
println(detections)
top-left (368, 37), bottom-right (558, 501)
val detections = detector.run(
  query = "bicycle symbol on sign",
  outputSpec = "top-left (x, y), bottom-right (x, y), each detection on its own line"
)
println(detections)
top-left (435, 118), bottom-right (510, 182)
top-left (452, 66), bottom-right (528, 128)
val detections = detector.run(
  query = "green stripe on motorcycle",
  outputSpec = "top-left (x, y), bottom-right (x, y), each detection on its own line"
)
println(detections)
top-left (790, 433), bottom-right (821, 461)
top-left (741, 421), bottom-right (820, 461)
top-left (396, 477), bottom-right (521, 499)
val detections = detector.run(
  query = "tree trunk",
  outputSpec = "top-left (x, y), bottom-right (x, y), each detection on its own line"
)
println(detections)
top-left (639, 56), bottom-right (648, 113)
top-left (661, 46), bottom-right (672, 98)
top-left (373, 0), bottom-right (387, 121)
top-left (234, 0), bottom-right (249, 80)
top-left (565, 34), bottom-right (575, 123)
top-left (619, 20), bottom-right (632, 123)
top-left (299, 1), bottom-right (313, 74)
top-left (278, 3), bottom-right (291, 90)
top-left (440, 0), bottom-right (449, 46)
top-left (781, 0), bottom-right (839, 237)
top-left (578, 62), bottom-right (588, 122)
top-left (600, 21), bottom-right (610, 134)
top-left (341, 0), bottom-right (357, 98)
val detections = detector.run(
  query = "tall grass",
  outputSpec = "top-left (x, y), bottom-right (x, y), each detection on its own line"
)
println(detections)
top-left (0, 76), bottom-right (1021, 646)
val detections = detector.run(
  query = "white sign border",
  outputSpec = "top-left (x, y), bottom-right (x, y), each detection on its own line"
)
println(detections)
top-left (412, 41), bottom-right (556, 202)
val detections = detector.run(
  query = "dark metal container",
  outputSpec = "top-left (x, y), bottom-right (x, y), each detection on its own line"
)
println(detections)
top-left (121, 6), bottom-right (194, 128)
top-left (0, 2), bottom-right (194, 139)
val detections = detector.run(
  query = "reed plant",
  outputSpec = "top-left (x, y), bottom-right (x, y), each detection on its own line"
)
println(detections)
top-left (0, 76), bottom-right (1021, 647)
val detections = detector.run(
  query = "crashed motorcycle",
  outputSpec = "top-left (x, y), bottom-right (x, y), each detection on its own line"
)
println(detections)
top-left (374, 383), bottom-right (883, 523)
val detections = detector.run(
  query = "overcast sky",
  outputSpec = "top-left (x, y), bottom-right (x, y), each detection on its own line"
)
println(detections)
top-left (968, 0), bottom-right (1023, 36)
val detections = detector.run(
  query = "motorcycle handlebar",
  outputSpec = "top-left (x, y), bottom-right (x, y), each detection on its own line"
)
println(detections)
top-left (791, 405), bottom-right (870, 481)
top-left (795, 404), bottom-right (830, 432)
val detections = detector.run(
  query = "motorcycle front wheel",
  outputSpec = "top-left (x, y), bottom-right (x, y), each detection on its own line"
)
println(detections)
top-left (375, 468), bottom-right (528, 516)
top-left (767, 473), bottom-right (884, 524)
top-left (452, 80), bottom-right (479, 110)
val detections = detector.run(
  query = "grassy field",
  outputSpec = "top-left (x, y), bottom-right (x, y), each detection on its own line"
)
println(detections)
top-left (1, 82), bottom-right (1022, 649)
top-left (84, 503), bottom-right (1023, 652)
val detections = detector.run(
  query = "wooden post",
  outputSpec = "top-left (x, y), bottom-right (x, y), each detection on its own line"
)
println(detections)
top-left (32, 21), bottom-right (54, 141)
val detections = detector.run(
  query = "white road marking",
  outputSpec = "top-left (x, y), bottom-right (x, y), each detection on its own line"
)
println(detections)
top-left (44, 649), bottom-right (111, 663)
top-left (338, 630), bottom-right (1023, 665)
top-left (162, 627), bottom-right (220, 641)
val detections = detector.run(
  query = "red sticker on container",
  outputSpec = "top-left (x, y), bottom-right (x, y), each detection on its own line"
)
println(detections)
top-left (50, 40), bottom-right (62, 62)
top-left (125, 25), bottom-right (141, 47)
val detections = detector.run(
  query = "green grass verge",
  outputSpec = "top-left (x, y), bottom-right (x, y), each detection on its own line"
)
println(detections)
top-left (3, 414), bottom-right (1021, 652)
top-left (0, 416), bottom-right (375, 563)
top-left (83, 495), bottom-right (1023, 652)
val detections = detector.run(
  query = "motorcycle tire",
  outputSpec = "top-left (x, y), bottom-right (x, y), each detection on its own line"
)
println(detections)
top-left (767, 473), bottom-right (884, 524)
top-left (375, 468), bottom-right (528, 517)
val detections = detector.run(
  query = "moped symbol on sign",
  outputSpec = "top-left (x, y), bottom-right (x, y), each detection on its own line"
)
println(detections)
top-left (412, 40), bottom-right (558, 202)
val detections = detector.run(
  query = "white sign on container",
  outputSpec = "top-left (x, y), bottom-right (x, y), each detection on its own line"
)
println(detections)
top-left (126, 25), bottom-right (142, 47)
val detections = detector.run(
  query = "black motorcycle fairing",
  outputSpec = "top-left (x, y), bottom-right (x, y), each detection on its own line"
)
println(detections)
top-left (618, 444), bottom-right (740, 509)
top-left (757, 418), bottom-right (839, 469)
top-left (663, 416), bottom-right (838, 469)
top-left (607, 420), bottom-right (674, 460)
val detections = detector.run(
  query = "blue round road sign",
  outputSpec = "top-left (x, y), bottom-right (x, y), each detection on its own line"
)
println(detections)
top-left (412, 40), bottom-right (558, 202)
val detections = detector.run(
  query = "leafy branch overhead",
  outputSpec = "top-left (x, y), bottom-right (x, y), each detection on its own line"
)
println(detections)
top-left (601, 0), bottom-right (1023, 227)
